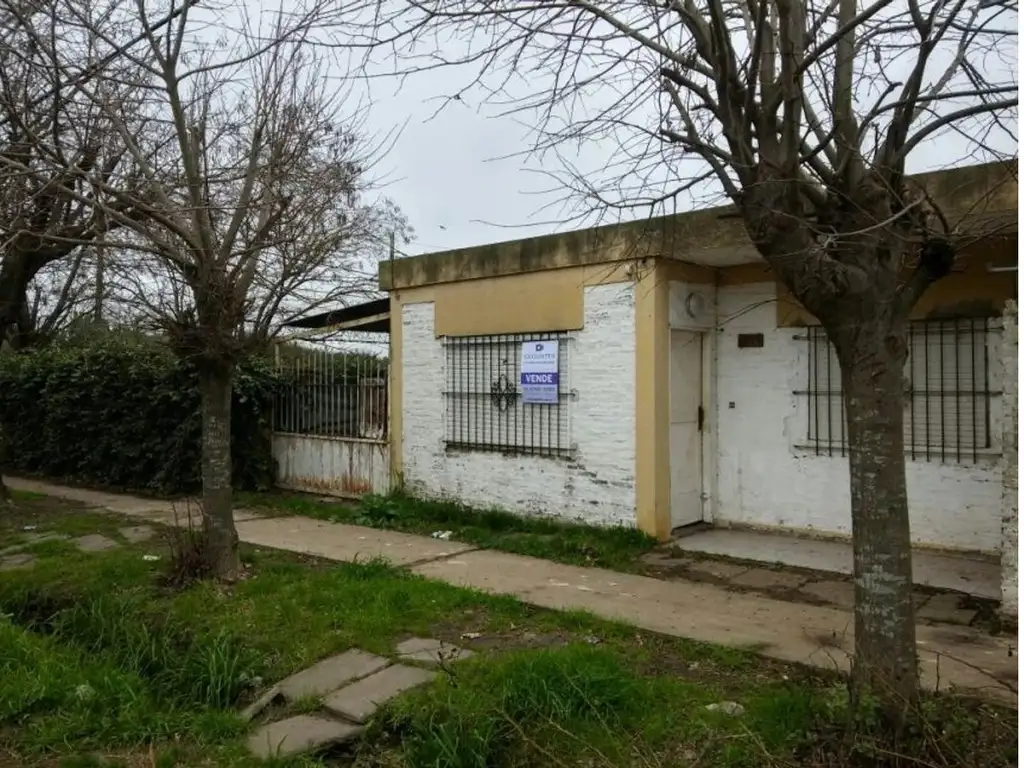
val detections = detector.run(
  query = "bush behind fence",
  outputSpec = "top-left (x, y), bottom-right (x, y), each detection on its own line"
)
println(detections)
top-left (0, 336), bottom-right (280, 495)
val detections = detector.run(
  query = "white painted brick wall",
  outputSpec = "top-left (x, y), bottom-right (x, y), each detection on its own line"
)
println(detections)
top-left (401, 283), bottom-right (637, 527)
top-left (1000, 301), bottom-right (1017, 616)
top-left (715, 283), bottom-right (1004, 553)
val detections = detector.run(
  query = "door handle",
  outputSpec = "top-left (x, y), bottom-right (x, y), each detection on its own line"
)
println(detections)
top-left (697, 405), bottom-right (705, 432)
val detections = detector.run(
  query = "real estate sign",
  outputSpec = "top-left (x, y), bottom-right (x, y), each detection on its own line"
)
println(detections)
top-left (520, 340), bottom-right (559, 404)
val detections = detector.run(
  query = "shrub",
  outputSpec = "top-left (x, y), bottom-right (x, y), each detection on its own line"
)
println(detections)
top-left (0, 333), bottom-right (279, 495)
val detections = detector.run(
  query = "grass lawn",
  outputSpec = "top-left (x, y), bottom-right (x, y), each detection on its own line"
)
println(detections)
top-left (0, 496), bottom-right (1015, 768)
top-left (239, 491), bottom-right (658, 572)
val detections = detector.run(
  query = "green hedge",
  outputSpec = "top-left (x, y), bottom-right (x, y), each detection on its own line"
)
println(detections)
top-left (0, 336), bottom-right (280, 495)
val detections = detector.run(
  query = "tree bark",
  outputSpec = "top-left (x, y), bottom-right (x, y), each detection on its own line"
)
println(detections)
top-left (198, 361), bottom-right (241, 580)
top-left (834, 321), bottom-right (919, 718)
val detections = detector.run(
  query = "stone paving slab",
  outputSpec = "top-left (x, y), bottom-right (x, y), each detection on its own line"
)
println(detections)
top-left (323, 664), bottom-right (436, 724)
top-left (673, 528), bottom-right (1001, 600)
top-left (687, 560), bottom-right (750, 580)
top-left (397, 637), bottom-right (475, 667)
top-left (119, 525), bottom-right (157, 543)
top-left (235, 516), bottom-right (476, 566)
top-left (729, 567), bottom-right (808, 590)
top-left (246, 715), bottom-right (363, 758)
top-left (918, 593), bottom-right (977, 626)
top-left (278, 649), bottom-right (390, 702)
top-left (412, 549), bottom-right (1017, 704)
top-left (801, 580), bottom-right (855, 609)
top-left (0, 553), bottom-right (35, 571)
top-left (73, 534), bottom-right (120, 553)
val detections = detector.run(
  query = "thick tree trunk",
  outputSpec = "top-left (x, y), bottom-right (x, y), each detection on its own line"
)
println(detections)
top-left (198, 362), bottom-right (241, 580)
top-left (835, 324), bottom-right (919, 718)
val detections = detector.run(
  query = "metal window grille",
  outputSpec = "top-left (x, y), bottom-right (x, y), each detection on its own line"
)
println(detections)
top-left (443, 332), bottom-right (572, 456)
top-left (273, 344), bottom-right (389, 440)
top-left (800, 318), bottom-right (997, 463)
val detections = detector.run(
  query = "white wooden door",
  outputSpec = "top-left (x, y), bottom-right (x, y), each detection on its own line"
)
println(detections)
top-left (670, 330), bottom-right (704, 529)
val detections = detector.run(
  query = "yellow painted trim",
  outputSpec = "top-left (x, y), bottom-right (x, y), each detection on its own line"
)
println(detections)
top-left (634, 261), bottom-right (671, 541)
top-left (428, 263), bottom-right (634, 338)
top-left (434, 270), bottom-right (585, 336)
top-left (659, 260), bottom-right (717, 284)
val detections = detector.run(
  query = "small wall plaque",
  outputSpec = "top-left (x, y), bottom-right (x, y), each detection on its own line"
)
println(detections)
top-left (737, 333), bottom-right (764, 349)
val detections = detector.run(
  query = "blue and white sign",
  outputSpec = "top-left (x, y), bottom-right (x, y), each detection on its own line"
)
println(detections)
top-left (520, 340), bottom-right (560, 404)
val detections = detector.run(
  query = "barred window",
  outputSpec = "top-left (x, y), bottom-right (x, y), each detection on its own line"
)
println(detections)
top-left (802, 318), bottom-right (997, 463)
top-left (443, 333), bottom-right (572, 456)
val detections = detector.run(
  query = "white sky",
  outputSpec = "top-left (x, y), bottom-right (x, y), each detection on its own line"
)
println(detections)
top-left (343, 3), bottom-right (1017, 259)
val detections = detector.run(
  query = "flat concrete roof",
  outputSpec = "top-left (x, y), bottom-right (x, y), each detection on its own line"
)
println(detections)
top-left (284, 298), bottom-right (390, 333)
top-left (379, 160), bottom-right (1018, 291)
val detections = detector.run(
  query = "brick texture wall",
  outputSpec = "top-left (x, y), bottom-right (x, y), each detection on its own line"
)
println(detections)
top-left (1001, 300), bottom-right (1017, 617)
top-left (400, 282), bottom-right (637, 527)
top-left (714, 282), bottom-right (1004, 552)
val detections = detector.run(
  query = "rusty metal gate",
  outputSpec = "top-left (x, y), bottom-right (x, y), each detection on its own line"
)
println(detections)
top-left (271, 336), bottom-right (391, 497)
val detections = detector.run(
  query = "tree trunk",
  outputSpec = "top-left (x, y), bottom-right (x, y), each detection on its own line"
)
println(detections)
top-left (199, 361), bottom-right (241, 580)
top-left (835, 322), bottom-right (919, 718)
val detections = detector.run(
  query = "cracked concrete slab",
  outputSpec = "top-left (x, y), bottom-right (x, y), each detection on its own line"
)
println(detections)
top-left (397, 637), bottom-right (475, 667)
top-left (411, 550), bottom-right (1017, 704)
top-left (801, 580), bottom-right (855, 609)
top-left (246, 715), bottom-right (362, 758)
top-left (729, 568), bottom-right (809, 590)
top-left (278, 649), bottom-right (390, 702)
top-left (322, 664), bottom-right (436, 724)
top-left (672, 528), bottom-right (1000, 599)
top-left (235, 516), bottom-right (476, 566)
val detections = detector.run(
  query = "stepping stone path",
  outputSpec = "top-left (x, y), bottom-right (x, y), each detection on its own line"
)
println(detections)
top-left (322, 664), bottom-right (435, 724)
top-left (247, 715), bottom-right (363, 758)
top-left (0, 552), bottom-right (36, 571)
top-left (397, 636), bottom-right (476, 667)
top-left (278, 649), bottom-right (390, 701)
top-left (73, 533), bottom-right (120, 553)
top-left (246, 638), bottom-right (472, 760)
top-left (118, 525), bottom-right (156, 543)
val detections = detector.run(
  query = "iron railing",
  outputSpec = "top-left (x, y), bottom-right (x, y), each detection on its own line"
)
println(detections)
top-left (797, 318), bottom-right (998, 463)
top-left (442, 332), bottom-right (573, 457)
top-left (273, 343), bottom-right (389, 440)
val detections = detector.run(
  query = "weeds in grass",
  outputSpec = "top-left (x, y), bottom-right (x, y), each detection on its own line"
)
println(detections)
top-left (246, 491), bottom-right (657, 570)
top-left (791, 680), bottom-right (1019, 767)
top-left (1, 499), bottom-right (1016, 768)
top-left (52, 594), bottom-right (258, 708)
top-left (368, 644), bottom-right (744, 768)
top-left (161, 501), bottom-right (214, 588)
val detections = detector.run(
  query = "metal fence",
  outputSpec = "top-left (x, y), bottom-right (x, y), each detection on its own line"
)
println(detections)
top-left (798, 317), bottom-right (997, 463)
top-left (273, 343), bottom-right (389, 441)
top-left (442, 332), bottom-right (573, 457)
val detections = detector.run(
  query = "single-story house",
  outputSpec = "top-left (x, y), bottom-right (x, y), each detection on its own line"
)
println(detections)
top-left (380, 161), bottom-right (1018, 613)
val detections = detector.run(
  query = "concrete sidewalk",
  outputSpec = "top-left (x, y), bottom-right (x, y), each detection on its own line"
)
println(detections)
top-left (9, 477), bottom-right (1018, 706)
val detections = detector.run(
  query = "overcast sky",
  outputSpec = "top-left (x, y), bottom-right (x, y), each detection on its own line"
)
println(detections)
top-left (344, 4), bottom-right (1017, 259)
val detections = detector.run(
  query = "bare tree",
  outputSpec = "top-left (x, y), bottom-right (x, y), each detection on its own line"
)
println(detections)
top-left (12, 248), bottom-right (96, 347)
top-left (1, 0), bottom-right (405, 577)
top-left (351, 0), bottom-right (1017, 715)
top-left (0, 0), bottom-right (147, 501)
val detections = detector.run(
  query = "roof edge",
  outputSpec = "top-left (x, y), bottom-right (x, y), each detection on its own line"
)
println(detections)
top-left (380, 160), bottom-right (1018, 291)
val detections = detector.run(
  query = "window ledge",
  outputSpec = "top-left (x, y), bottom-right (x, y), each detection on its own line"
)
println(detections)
top-left (792, 443), bottom-right (1002, 463)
